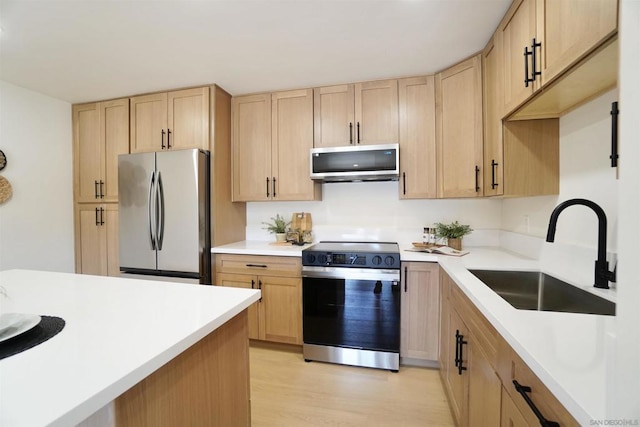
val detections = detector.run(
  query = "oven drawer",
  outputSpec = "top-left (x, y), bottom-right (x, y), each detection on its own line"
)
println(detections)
top-left (215, 254), bottom-right (301, 277)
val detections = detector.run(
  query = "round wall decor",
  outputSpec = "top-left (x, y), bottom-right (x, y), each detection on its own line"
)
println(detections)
top-left (0, 176), bottom-right (12, 204)
top-left (0, 150), bottom-right (6, 171)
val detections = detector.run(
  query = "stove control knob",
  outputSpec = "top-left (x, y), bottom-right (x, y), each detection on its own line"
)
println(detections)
top-left (384, 256), bottom-right (396, 267)
top-left (306, 254), bottom-right (316, 264)
top-left (319, 254), bottom-right (328, 264)
top-left (372, 255), bottom-right (382, 266)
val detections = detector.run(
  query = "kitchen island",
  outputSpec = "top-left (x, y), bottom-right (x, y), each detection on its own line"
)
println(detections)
top-left (0, 269), bottom-right (260, 426)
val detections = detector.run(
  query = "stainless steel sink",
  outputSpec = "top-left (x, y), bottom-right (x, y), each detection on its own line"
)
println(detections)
top-left (468, 270), bottom-right (615, 316)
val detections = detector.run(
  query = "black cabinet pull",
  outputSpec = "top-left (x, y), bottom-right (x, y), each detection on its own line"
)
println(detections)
top-left (272, 177), bottom-right (276, 198)
top-left (357, 122), bottom-right (360, 144)
top-left (349, 122), bottom-right (353, 144)
top-left (402, 172), bottom-right (406, 195)
top-left (524, 46), bottom-right (534, 87)
top-left (455, 330), bottom-right (467, 375)
top-left (474, 166), bottom-right (480, 192)
top-left (161, 129), bottom-right (166, 149)
top-left (491, 160), bottom-right (499, 189)
top-left (266, 177), bottom-right (270, 198)
top-left (531, 38), bottom-right (542, 82)
top-left (404, 266), bottom-right (408, 292)
top-left (246, 264), bottom-right (268, 268)
top-left (100, 207), bottom-right (105, 225)
top-left (95, 207), bottom-right (100, 226)
top-left (610, 101), bottom-right (619, 167)
top-left (94, 180), bottom-right (99, 199)
top-left (251, 279), bottom-right (255, 289)
top-left (99, 180), bottom-right (104, 198)
top-left (512, 380), bottom-right (560, 427)
top-left (167, 129), bottom-right (172, 149)
top-left (258, 280), bottom-right (263, 302)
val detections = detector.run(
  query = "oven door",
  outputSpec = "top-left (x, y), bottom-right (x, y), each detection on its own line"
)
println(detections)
top-left (302, 267), bottom-right (401, 353)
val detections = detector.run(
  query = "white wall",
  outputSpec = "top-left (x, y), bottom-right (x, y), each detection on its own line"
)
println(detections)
top-left (0, 81), bottom-right (74, 273)
top-left (502, 89), bottom-right (618, 248)
top-left (610, 0), bottom-right (640, 419)
top-left (246, 181), bottom-right (503, 244)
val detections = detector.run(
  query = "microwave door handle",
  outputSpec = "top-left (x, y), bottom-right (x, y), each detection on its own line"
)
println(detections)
top-left (156, 171), bottom-right (165, 251)
top-left (148, 171), bottom-right (157, 250)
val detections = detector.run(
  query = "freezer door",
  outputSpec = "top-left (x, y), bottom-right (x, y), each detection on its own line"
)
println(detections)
top-left (155, 149), bottom-right (209, 275)
top-left (118, 152), bottom-right (157, 271)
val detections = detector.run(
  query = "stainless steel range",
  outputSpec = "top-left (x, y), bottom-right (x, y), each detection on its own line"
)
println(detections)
top-left (301, 241), bottom-right (401, 371)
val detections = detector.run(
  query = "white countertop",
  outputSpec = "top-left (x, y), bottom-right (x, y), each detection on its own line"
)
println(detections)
top-left (212, 240), bottom-right (313, 257)
top-left (0, 269), bottom-right (260, 427)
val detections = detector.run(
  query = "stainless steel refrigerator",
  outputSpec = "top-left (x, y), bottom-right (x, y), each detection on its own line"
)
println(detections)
top-left (118, 149), bottom-right (211, 284)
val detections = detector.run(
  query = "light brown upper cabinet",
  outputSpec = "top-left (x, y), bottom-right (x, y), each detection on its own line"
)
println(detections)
top-left (436, 55), bottom-right (484, 198)
top-left (500, 0), bottom-right (617, 116)
top-left (73, 99), bottom-right (129, 204)
top-left (398, 76), bottom-right (437, 199)
top-left (482, 30), bottom-right (560, 198)
top-left (130, 87), bottom-right (209, 153)
top-left (314, 79), bottom-right (398, 147)
top-left (483, 32), bottom-right (504, 196)
top-left (232, 90), bottom-right (321, 202)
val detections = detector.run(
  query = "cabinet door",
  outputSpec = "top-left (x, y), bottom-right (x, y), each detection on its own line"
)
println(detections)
top-left (216, 272), bottom-right (260, 339)
top-left (168, 87), bottom-right (210, 151)
top-left (354, 79), bottom-right (399, 145)
top-left (400, 262), bottom-right (439, 360)
top-left (537, 0), bottom-right (617, 85)
top-left (231, 94), bottom-right (272, 201)
top-left (467, 342), bottom-right (502, 427)
top-left (101, 99), bottom-right (130, 203)
top-left (313, 84), bottom-right (355, 147)
top-left (439, 272), bottom-right (452, 387)
top-left (436, 55), bottom-right (484, 198)
top-left (75, 204), bottom-right (107, 275)
top-left (130, 93), bottom-right (168, 153)
top-left (272, 89), bottom-right (320, 201)
top-left (258, 276), bottom-right (302, 344)
top-left (73, 103), bottom-right (101, 203)
top-left (446, 309), bottom-right (468, 426)
top-left (104, 205), bottom-right (120, 277)
top-left (500, 0), bottom-right (536, 114)
top-left (483, 33), bottom-right (504, 196)
top-left (501, 387), bottom-right (531, 427)
top-left (398, 77), bottom-right (437, 199)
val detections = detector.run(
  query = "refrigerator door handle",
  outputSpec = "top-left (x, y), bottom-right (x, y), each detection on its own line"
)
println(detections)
top-left (148, 171), bottom-right (157, 250)
top-left (156, 171), bottom-right (165, 250)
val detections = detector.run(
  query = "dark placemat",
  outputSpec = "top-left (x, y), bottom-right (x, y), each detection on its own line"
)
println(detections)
top-left (0, 316), bottom-right (65, 360)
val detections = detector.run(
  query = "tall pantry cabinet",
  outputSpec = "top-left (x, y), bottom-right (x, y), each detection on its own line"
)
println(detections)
top-left (72, 99), bottom-right (129, 276)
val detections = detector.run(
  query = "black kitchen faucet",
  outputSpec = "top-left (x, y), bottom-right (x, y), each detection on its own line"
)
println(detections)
top-left (546, 198), bottom-right (616, 289)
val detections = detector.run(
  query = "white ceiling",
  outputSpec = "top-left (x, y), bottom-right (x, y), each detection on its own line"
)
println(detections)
top-left (0, 0), bottom-right (511, 104)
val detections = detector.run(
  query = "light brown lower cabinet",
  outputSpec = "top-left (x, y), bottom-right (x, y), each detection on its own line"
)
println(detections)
top-left (400, 262), bottom-right (440, 361)
top-left (439, 268), bottom-right (578, 427)
top-left (74, 203), bottom-right (119, 277)
top-left (215, 254), bottom-right (302, 345)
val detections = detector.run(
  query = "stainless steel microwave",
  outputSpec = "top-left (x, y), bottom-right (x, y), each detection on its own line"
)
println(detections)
top-left (309, 143), bottom-right (399, 182)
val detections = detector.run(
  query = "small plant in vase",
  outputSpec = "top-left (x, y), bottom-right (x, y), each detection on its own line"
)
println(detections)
top-left (262, 214), bottom-right (290, 242)
top-left (434, 221), bottom-right (473, 250)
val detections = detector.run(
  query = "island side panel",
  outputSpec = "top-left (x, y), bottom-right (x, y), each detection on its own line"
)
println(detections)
top-left (115, 310), bottom-right (250, 426)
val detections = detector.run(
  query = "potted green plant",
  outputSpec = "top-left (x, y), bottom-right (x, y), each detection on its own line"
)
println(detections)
top-left (262, 214), bottom-right (290, 242)
top-left (433, 221), bottom-right (473, 250)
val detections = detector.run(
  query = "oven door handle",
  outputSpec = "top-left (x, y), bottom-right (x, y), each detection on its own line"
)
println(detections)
top-left (302, 266), bottom-right (400, 282)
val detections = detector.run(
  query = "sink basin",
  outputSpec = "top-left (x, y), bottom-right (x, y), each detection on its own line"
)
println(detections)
top-left (468, 270), bottom-right (615, 316)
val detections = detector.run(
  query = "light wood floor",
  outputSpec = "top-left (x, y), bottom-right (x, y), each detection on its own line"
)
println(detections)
top-left (249, 343), bottom-right (455, 427)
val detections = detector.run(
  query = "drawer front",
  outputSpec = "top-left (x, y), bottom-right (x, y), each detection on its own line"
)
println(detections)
top-left (497, 339), bottom-right (579, 427)
top-left (215, 254), bottom-right (301, 278)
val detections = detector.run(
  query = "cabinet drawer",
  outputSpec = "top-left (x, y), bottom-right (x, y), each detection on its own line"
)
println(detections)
top-left (215, 254), bottom-right (301, 278)
top-left (497, 339), bottom-right (579, 427)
